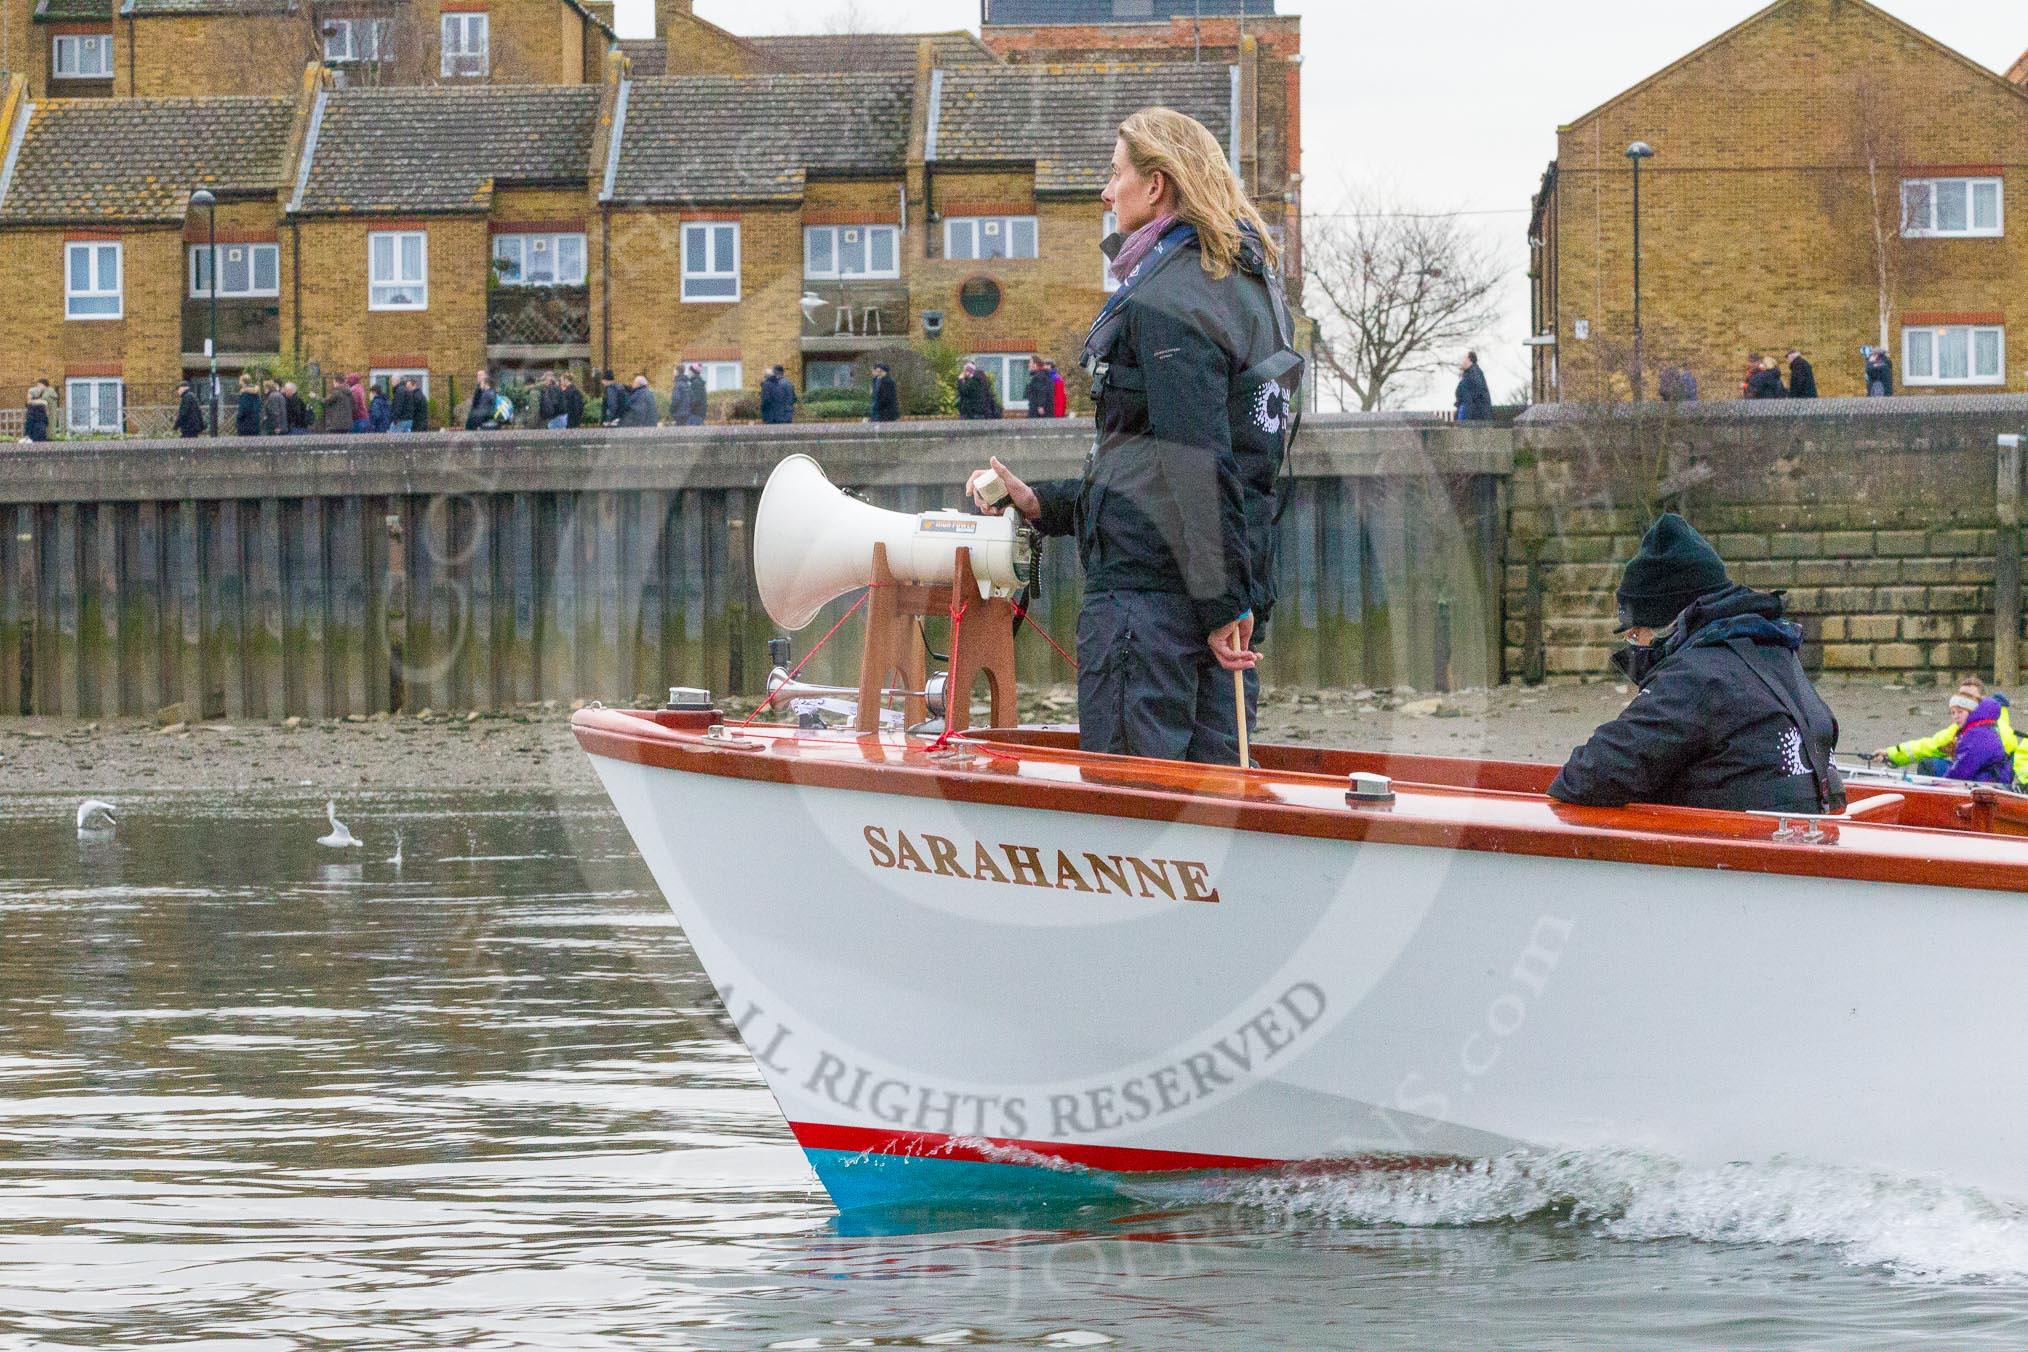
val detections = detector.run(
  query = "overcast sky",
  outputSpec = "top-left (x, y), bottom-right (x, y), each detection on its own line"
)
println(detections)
top-left (621, 1), bottom-right (2027, 407)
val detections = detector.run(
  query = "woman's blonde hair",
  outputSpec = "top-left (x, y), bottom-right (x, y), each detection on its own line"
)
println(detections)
top-left (1117, 106), bottom-right (1280, 280)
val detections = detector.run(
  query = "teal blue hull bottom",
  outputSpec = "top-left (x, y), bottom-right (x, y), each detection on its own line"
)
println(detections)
top-left (806, 1147), bottom-right (1140, 1212)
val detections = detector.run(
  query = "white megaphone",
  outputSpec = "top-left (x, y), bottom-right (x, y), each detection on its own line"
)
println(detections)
top-left (755, 454), bottom-right (1035, 631)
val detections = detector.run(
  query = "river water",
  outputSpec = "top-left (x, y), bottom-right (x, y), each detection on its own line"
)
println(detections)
top-left (6, 788), bottom-right (2028, 1349)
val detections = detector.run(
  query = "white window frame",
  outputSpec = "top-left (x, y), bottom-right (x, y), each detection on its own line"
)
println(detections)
top-left (188, 243), bottom-right (280, 299)
top-left (368, 230), bottom-right (428, 310)
top-left (683, 360), bottom-right (742, 393)
top-left (65, 241), bottom-right (122, 320)
top-left (324, 16), bottom-right (391, 63)
top-left (1901, 324), bottom-right (2005, 386)
top-left (1902, 177), bottom-right (2004, 238)
top-left (440, 12), bottom-right (489, 77)
top-left (802, 224), bottom-right (900, 280)
top-left (65, 378), bottom-right (123, 435)
top-left (51, 33), bottom-right (112, 79)
top-left (491, 232), bottom-right (587, 287)
top-left (682, 221), bottom-right (740, 302)
top-left (944, 215), bottom-right (1038, 261)
top-left (370, 368), bottom-right (429, 396)
top-left (1101, 209), bottom-right (1120, 293)
top-left (968, 353), bottom-right (1034, 411)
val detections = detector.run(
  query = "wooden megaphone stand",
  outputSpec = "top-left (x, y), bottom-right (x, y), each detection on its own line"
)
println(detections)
top-left (855, 543), bottom-right (1019, 737)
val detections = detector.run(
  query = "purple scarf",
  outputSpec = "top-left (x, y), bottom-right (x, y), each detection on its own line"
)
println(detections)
top-left (1108, 212), bottom-right (1181, 285)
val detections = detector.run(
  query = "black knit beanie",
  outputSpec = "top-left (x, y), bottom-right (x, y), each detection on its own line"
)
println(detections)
top-left (1615, 513), bottom-right (1730, 631)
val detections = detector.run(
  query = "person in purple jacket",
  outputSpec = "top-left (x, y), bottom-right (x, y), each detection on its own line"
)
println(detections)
top-left (1946, 696), bottom-right (2017, 785)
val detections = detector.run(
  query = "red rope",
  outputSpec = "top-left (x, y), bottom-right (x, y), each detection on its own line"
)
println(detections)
top-left (737, 588), bottom-right (870, 731)
top-left (1009, 598), bottom-right (1079, 671)
top-left (925, 596), bottom-right (970, 752)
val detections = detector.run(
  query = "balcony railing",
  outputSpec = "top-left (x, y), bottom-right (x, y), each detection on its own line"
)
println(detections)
top-left (800, 280), bottom-right (911, 345)
top-left (180, 300), bottom-right (280, 358)
top-left (487, 285), bottom-right (591, 351)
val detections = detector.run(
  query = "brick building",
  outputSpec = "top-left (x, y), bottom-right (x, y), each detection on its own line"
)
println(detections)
top-left (0, 0), bottom-right (1300, 432)
top-left (1530, 0), bottom-right (2028, 403)
top-left (0, 0), bottom-right (613, 100)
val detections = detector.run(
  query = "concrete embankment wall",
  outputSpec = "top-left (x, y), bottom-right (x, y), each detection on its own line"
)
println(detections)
top-left (0, 419), bottom-right (1509, 718)
top-left (1508, 397), bottom-right (2028, 686)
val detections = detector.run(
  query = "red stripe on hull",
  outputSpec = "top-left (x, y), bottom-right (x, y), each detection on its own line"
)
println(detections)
top-left (790, 1122), bottom-right (1291, 1174)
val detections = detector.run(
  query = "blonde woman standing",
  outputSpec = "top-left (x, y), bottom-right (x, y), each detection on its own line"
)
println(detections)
top-left (969, 106), bottom-right (1300, 764)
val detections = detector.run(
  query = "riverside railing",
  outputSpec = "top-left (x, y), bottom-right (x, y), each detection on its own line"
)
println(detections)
top-left (0, 419), bottom-right (1512, 719)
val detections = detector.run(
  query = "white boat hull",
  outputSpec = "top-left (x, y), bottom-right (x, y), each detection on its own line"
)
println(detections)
top-left (589, 751), bottom-right (2028, 1210)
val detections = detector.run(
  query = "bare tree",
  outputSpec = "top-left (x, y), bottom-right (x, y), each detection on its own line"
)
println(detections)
top-left (818, 2), bottom-right (894, 34)
top-left (1818, 75), bottom-right (1940, 352)
top-left (1303, 189), bottom-right (1506, 411)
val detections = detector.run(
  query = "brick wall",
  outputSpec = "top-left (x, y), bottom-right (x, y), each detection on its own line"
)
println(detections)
top-left (0, 227), bottom-right (184, 408)
top-left (1507, 399), bottom-right (2028, 685)
top-left (1541, 0), bottom-right (2028, 404)
top-left (599, 203), bottom-right (802, 391)
top-left (4, 23), bottom-right (39, 98)
top-left (289, 214), bottom-right (490, 395)
top-left (124, 12), bottom-right (309, 96)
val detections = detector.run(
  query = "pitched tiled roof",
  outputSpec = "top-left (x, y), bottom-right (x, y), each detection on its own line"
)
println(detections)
top-left (747, 31), bottom-right (998, 73)
top-left (983, 0), bottom-right (1275, 19)
top-left (933, 62), bottom-right (1232, 193)
top-left (0, 96), bottom-right (293, 223)
top-left (121, 0), bottom-right (293, 14)
top-left (34, 0), bottom-right (113, 22)
top-left (619, 38), bottom-right (665, 76)
top-left (609, 73), bottom-right (913, 204)
top-left (294, 84), bottom-right (600, 215)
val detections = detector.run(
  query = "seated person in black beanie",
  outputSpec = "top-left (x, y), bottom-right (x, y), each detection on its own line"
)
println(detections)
top-left (1550, 513), bottom-right (1845, 814)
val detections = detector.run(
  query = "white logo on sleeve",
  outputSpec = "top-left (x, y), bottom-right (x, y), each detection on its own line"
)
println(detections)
top-left (1252, 383), bottom-right (1288, 434)
top-left (1778, 727), bottom-right (1810, 777)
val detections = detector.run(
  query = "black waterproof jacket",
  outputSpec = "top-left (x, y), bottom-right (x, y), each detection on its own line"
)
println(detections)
top-left (174, 389), bottom-right (204, 437)
top-left (1745, 366), bottom-right (1787, 399)
top-left (1788, 357), bottom-right (1818, 399)
top-left (1455, 364), bottom-right (1493, 420)
top-left (760, 374), bottom-right (796, 424)
top-left (956, 372), bottom-right (998, 419)
top-left (1549, 585), bottom-right (1846, 814)
top-left (870, 374), bottom-right (900, 423)
top-left (1025, 368), bottom-right (1056, 418)
top-left (1032, 231), bottom-right (1293, 637)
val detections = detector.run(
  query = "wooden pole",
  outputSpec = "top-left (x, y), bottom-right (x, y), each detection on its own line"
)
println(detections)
top-left (1998, 436), bottom-right (2022, 688)
top-left (1234, 668), bottom-right (1249, 768)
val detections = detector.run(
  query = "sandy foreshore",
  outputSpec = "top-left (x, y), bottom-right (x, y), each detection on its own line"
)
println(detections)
top-left (0, 679), bottom-right (1962, 797)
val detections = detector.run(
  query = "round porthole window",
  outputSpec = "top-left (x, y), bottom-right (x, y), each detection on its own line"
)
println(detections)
top-left (959, 276), bottom-right (1002, 319)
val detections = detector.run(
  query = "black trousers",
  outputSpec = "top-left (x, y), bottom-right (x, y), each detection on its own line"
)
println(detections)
top-left (1076, 589), bottom-right (1258, 765)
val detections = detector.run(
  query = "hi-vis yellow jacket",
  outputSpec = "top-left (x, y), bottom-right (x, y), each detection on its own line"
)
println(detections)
top-left (1886, 705), bottom-right (2028, 786)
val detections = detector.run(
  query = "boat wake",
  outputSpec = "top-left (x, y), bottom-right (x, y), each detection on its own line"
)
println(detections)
top-left (1144, 1149), bottom-right (2028, 1284)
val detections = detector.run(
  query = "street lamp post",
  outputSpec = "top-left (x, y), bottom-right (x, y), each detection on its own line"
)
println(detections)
top-left (190, 189), bottom-right (218, 434)
top-left (1626, 141), bottom-right (1654, 398)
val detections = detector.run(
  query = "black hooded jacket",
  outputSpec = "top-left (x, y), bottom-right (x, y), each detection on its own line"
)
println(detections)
top-left (1549, 585), bottom-right (1846, 814)
top-left (1032, 230), bottom-right (1294, 637)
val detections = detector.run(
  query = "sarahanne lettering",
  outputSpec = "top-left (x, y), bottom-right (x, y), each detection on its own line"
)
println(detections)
top-left (862, 825), bottom-right (1219, 903)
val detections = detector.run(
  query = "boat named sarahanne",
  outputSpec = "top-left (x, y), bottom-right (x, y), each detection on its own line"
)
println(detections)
top-left (574, 455), bottom-right (2028, 1212)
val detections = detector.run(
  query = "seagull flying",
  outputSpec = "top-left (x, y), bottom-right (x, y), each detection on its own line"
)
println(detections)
top-left (318, 800), bottom-right (361, 849)
top-left (76, 799), bottom-right (117, 836)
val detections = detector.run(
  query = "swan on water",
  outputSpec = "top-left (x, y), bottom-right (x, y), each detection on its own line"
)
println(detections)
top-left (318, 800), bottom-right (362, 849)
top-left (76, 799), bottom-right (117, 837)
top-left (388, 829), bottom-right (404, 869)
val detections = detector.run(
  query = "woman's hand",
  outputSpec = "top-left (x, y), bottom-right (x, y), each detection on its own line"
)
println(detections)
top-left (968, 456), bottom-right (1041, 522)
top-left (1208, 613), bottom-right (1258, 671)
